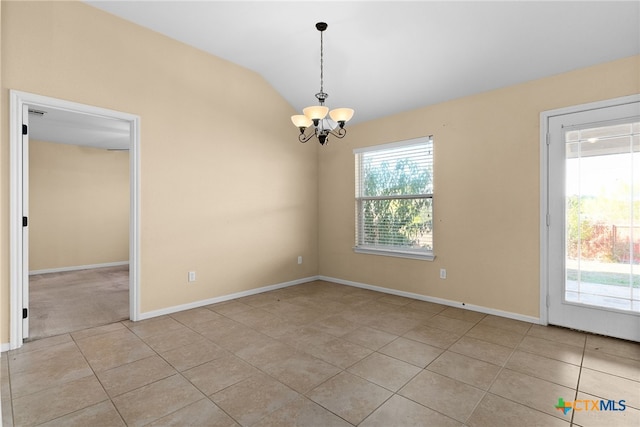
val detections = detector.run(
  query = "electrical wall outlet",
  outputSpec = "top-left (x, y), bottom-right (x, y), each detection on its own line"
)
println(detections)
top-left (188, 271), bottom-right (196, 282)
top-left (439, 268), bottom-right (447, 279)
top-left (297, 256), bottom-right (303, 265)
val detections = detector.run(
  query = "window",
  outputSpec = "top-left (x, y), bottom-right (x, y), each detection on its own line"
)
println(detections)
top-left (354, 136), bottom-right (434, 260)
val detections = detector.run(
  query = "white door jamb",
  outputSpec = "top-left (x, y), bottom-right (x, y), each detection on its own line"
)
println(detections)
top-left (8, 90), bottom-right (141, 349)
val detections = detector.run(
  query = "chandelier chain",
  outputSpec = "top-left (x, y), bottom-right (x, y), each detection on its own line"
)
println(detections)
top-left (320, 29), bottom-right (324, 100)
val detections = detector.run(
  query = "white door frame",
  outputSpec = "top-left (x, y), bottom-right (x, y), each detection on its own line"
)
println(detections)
top-left (540, 93), bottom-right (640, 328)
top-left (9, 90), bottom-right (141, 349)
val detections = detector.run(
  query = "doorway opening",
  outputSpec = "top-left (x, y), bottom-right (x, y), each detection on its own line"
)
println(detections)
top-left (9, 90), bottom-right (141, 349)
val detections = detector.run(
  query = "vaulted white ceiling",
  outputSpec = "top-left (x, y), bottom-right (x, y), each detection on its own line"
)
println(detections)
top-left (86, 0), bottom-right (640, 125)
top-left (34, 1), bottom-right (640, 149)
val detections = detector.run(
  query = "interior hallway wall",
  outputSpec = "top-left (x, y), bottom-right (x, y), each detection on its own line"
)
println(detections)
top-left (29, 140), bottom-right (129, 272)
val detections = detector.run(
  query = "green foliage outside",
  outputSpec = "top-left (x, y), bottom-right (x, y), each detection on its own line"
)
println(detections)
top-left (566, 196), bottom-right (615, 262)
top-left (567, 191), bottom-right (640, 262)
top-left (362, 157), bottom-right (432, 249)
top-left (566, 187), bottom-right (640, 287)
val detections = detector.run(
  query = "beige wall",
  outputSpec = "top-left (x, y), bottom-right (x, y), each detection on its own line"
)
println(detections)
top-left (318, 55), bottom-right (640, 318)
top-left (1, 1), bottom-right (319, 342)
top-left (29, 140), bottom-right (129, 271)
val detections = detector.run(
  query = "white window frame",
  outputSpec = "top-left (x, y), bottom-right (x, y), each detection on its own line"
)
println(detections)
top-left (354, 136), bottom-right (435, 261)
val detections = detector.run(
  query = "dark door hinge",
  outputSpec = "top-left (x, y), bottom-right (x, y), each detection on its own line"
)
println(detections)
top-left (23, 216), bottom-right (28, 227)
top-left (22, 124), bottom-right (28, 135)
top-left (23, 308), bottom-right (28, 319)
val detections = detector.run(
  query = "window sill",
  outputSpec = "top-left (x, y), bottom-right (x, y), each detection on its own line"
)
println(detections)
top-left (353, 246), bottom-right (435, 261)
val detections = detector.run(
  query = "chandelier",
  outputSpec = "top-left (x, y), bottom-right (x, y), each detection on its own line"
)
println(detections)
top-left (291, 22), bottom-right (354, 145)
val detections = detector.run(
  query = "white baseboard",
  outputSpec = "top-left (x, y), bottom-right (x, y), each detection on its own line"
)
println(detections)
top-left (138, 275), bottom-right (321, 320)
top-left (29, 261), bottom-right (129, 276)
top-left (2, 274), bottom-right (540, 351)
top-left (318, 275), bottom-right (542, 325)
top-left (139, 274), bottom-right (540, 324)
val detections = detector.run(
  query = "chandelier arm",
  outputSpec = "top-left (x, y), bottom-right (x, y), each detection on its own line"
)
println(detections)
top-left (328, 127), bottom-right (347, 139)
top-left (298, 127), bottom-right (317, 143)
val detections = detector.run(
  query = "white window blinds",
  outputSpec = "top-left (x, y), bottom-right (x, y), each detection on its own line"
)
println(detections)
top-left (354, 136), bottom-right (434, 260)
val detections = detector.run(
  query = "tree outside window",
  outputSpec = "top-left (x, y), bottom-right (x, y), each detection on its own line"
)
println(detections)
top-left (354, 137), bottom-right (433, 260)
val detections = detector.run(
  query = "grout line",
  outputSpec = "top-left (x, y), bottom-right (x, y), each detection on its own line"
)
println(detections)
top-left (124, 316), bottom-right (241, 426)
top-left (3, 352), bottom-right (15, 427)
top-left (458, 323), bottom-right (532, 424)
top-left (79, 322), bottom-right (200, 425)
top-left (570, 334), bottom-right (588, 426)
top-left (67, 335), bottom-right (127, 426)
top-left (485, 328), bottom-right (572, 423)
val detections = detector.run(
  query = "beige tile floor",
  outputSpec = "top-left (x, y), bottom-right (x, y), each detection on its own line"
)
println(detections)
top-left (1, 280), bottom-right (639, 426)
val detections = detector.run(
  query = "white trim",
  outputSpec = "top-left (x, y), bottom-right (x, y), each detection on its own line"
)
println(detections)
top-left (0, 343), bottom-right (11, 353)
top-left (539, 94), bottom-right (640, 328)
top-left (129, 114), bottom-right (141, 323)
top-left (29, 262), bottom-right (129, 276)
top-left (541, 94), bottom-right (640, 121)
top-left (319, 275), bottom-right (542, 325)
top-left (539, 109), bottom-right (550, 326)
top-left (9, 92), bottom-right (24, 349)
top-left (9, 90), bottom-right (141, 350)
top-left (353, 247), bottom-right (435, 261)
top-left (138, 276), bottom-right (320, 320)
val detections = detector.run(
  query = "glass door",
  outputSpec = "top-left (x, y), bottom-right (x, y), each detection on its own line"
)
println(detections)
top-left (547, 100), bottom-right (640, 341)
